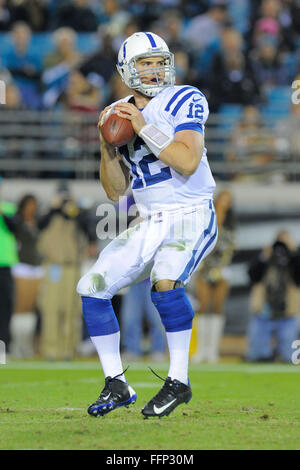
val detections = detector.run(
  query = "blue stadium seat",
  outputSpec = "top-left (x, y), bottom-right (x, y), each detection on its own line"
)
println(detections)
top-left (0, 32), bottom-right (99, 64)
top-left (76, 33), bottom-right (99, 54)
top-left (262, 86), bottom-right (291, 126)
top-left (265, 85), bottom-right (292, 103)
top-left (218, 104), bottom-right (243, 129)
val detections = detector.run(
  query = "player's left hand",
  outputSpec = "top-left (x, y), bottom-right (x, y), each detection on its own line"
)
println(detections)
top-left (114, 102), bottom-right (146, 134)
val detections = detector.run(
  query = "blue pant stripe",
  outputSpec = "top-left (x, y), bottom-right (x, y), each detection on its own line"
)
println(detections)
top-left (178, 206), bottom-right (216, 283)
top-left (192, 223), bottom-right (218, 272)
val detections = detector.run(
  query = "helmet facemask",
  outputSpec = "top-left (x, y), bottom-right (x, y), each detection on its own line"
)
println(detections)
top-left (118, 51), bottom-right (176, 97)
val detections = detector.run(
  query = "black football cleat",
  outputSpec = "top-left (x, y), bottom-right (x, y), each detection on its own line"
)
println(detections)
top-left (88, 375), bottom-right (137, 417)
top-left (141, 374), bottom-right (192, 419)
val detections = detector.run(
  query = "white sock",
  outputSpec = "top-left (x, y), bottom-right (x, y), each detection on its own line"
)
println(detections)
top-left (91, 331), bottom-right (126, 382)
top-left (166, 329), bottom-right (192, 385)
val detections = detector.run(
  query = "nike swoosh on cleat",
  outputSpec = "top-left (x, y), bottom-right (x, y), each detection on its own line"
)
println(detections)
top-left (102, 393), bottom-right (111, 400)
top-left (153, 399), bottom-right (177, 415)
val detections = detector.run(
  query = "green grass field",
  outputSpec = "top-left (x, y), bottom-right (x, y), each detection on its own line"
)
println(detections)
top-left (0, 360), bottom-right (300, 450)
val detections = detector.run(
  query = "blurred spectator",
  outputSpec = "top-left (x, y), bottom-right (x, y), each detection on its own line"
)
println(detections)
top-left (180, 0), bottom-right (208, 19)
top-left (193, 189), bottom-right (235, 363)
top-left (0, 177), bottom-right (18, 352)
top-left (0, 0), bottom-right (13, 31)
top-left (152, 9), bottom-right (186, 51)
top-left (174, 49), bottom-right (190, 85)
top-left (98, 0), bottom-right (131, 39)
top-left (62, 70), bottom-right (103, 112)
top-left (37, 184), bottom-right (96, 360)
top-left (53, 0), bottom-right (99, 32)
top-left (246, 230), bottom-right (300, 363)
top-left (43, 27), bottom-right (82, 108)
top-left (5, 82), bottom-right (23, 109)
top-left (44, 27), bottom-right (81, 70)
top-left (183, 2), bottom-right (228, 53)
top-left (248, 37), bottom-right (291, 88)
top-left (275, 103), bottom-right (300, 164)
top-left (250, 0), bottom-right (296, 53)
top-left (107, 71), bottom-right (131, 104)
top-left (79, 27), bottom-right (117, 84)
top-left (121, 279), bottom-right (166, 360)
top-left (9, 194), bottom-right (43, 358)
top-left (9, 0), bottom-right (47, 31)
top-left (125, 0), bottom-right (161, 30)
top-left (207, 28), bottom-right (260, 111)
top-left (226, 106), bottom-right (276, 179)
top-left (120, 19), bottom-right (140, 41)
top-left (0, 67), bottom-right (23, 109)
top-left (2, 22), bottom-right (42, 109)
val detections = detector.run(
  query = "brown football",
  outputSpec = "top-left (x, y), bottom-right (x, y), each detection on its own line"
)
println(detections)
top-left (101, 112), bottom-right (135, 147)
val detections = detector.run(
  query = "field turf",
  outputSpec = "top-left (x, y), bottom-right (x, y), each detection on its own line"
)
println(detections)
top-left (0, 360), bottom-right (300, 450)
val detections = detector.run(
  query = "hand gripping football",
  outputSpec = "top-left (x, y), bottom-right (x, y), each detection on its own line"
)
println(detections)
top-left (101, 110), bottom-right (135, 147)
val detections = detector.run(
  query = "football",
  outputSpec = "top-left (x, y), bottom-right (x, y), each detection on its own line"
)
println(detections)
top-left (101, 111), bottom-right (135, 147)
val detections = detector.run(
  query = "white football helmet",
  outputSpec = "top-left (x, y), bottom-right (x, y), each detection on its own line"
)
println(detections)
top-left (116, 32), bottom-right (176, 97)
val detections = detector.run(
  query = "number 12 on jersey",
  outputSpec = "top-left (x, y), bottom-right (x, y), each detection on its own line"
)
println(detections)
top-left (187, 103), bottom-right (204, 119)
top-left (119, 136), bottom-right (172, 189)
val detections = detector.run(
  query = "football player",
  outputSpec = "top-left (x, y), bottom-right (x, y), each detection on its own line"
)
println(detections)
top-left (77, 32), bottom-right (218, 418)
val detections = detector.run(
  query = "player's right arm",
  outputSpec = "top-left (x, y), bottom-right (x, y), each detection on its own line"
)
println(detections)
top-left (98, 107), bottom-right (130, 202)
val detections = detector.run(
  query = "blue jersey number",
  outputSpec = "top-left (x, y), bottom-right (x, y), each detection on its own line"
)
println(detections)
top-left (187, 103), bottom-right (204, 119)
top-left (119, 137), bottom-right (172, 189)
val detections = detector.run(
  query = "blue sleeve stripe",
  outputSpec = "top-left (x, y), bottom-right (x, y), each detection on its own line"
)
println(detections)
top-left (145, 32), bottom-right (157, 47)
top-left (171, 91), bottom-right (204, 117)
top-left (175, 122), bottom-right (203, 134)
top-left (165, 86), bottom-right (194, 111)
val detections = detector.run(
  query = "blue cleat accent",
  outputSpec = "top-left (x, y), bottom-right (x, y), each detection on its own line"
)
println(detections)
top-left (88, 376), bottom-right (137, 417)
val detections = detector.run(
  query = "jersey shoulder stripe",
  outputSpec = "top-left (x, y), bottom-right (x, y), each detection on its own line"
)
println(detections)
top-left (164, 86), bottom-right (205, 115)
top-left (171, 90), bottom-right (205, 117)
top-left (164, 86), bottom-right (195, 112)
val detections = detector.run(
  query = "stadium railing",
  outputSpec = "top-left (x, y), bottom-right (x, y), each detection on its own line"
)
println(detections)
top-left (0, 109), bottom-right (299, 180)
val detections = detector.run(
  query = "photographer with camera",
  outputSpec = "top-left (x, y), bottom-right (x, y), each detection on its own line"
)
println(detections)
top-left (246, 231), bottom-right (300, 363)
top-left (37, 183), bottom-right (97, 360)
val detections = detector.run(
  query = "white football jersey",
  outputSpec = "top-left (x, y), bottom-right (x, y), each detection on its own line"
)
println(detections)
top-left (111, 85), bottom-right (216, 217)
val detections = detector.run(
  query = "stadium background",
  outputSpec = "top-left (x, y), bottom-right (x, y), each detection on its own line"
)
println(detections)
top-left (0, 0), bottom-right (300, 360)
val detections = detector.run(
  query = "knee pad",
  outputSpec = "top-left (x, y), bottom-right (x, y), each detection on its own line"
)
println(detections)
top-left (81, 296), bottom-right (119, 336)
top-left (151, 287), bottom-right (194, 332)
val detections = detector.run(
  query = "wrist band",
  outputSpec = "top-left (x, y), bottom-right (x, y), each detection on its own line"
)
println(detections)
top-left (139, 124), bottom-right (172, 157)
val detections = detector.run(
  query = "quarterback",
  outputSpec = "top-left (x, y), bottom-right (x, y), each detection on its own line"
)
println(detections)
top-left (77, 32), bottom-right (217, 418)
